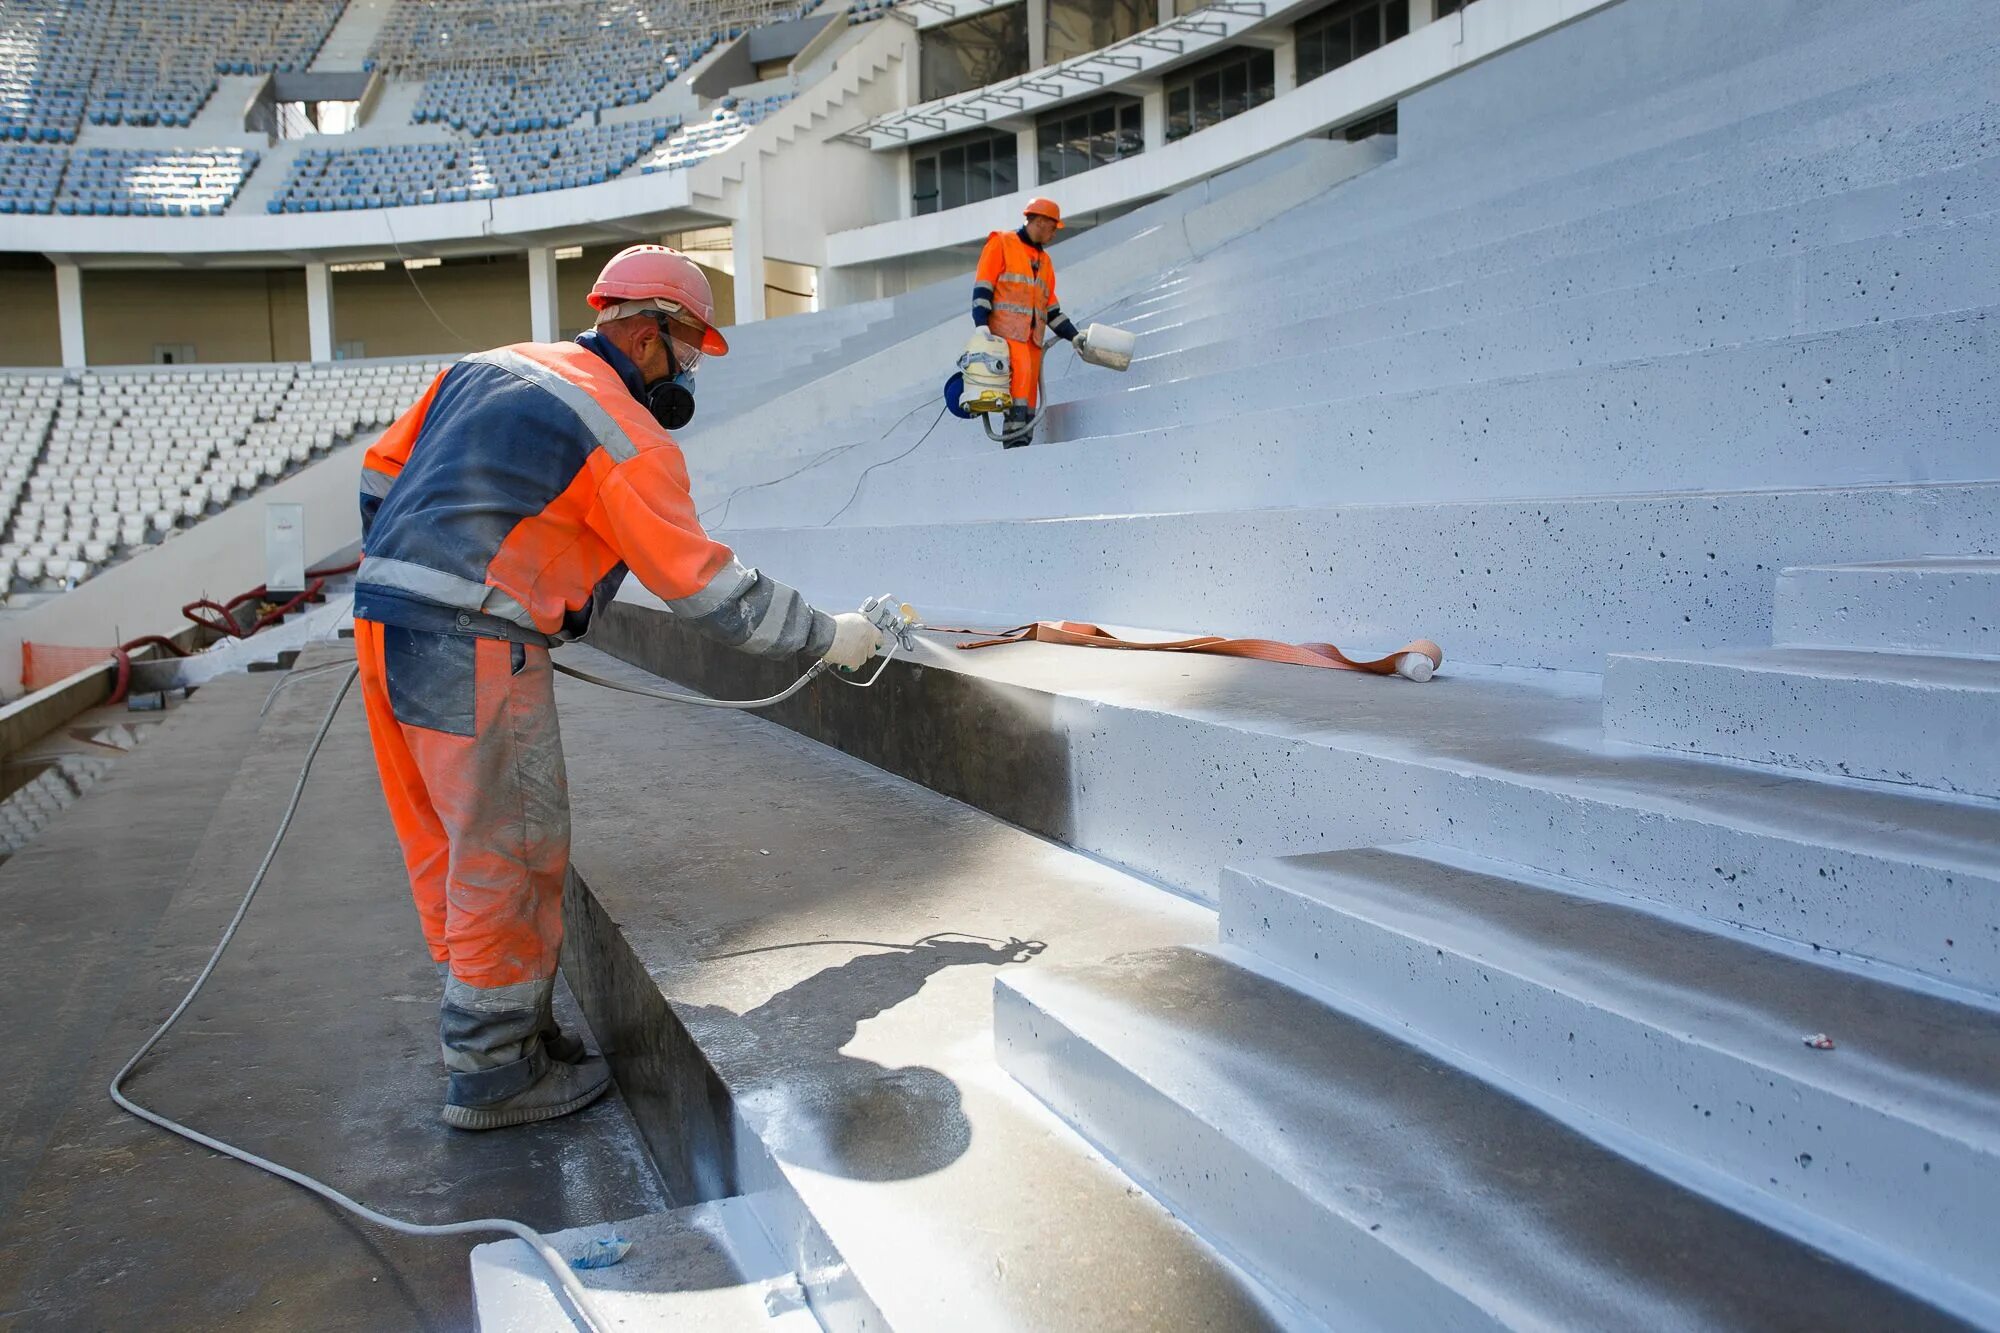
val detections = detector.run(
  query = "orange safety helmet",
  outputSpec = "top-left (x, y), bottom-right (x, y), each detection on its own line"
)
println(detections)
top-left (587, 244), bottom-right (730, 356)
top-left (1023, 197), bottom-right (1064, 229)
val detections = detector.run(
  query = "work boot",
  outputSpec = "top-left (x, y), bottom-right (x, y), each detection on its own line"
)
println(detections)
top-left (441, 1055), bottom-right (612, 1131)
top-left (1002, 406), bottom-right (1035, 448)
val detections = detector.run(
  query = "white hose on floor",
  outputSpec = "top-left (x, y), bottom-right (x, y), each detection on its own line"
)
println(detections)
top-left (110, 646), bottom-right (899, 1332)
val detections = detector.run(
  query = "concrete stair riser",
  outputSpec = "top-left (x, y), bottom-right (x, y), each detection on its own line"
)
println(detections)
top-left (596, 594), bottom-right (2000, 996)
top-left (1603, 649), bottom-right (2000, 798)
top-left (995, 949), bottom-right (1975, 1332)
top-left (1775, 558), bottom-right (2000, 657)
top-left (1219, 847), bottom-right (2000, 1303)
top-left (720, 481), bottom-right (2000, 671)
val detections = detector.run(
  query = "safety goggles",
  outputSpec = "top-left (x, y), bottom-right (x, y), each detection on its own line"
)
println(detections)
top-left (646, 308), bottom-right (712, 370)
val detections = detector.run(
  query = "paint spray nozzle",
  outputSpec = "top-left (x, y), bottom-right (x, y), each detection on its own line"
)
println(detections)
top-left (859, 593), bottom-right (922, 653)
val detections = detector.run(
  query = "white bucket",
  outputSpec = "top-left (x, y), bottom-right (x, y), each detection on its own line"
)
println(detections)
top-left (1077, 322), bottom-right (1136, 372)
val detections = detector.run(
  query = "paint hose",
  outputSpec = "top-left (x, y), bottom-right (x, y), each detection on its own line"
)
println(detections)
top-left (110, 643), bottom-right (902, 1332)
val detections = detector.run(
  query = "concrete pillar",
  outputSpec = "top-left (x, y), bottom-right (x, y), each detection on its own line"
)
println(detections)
top-left (733, 156), bottom-right (768, 324)
top-left (527, 245), bottom-right (560, 343)
top-left (1408, 0), bottom-right (1437, 26)
top-left (305, 262), bottom-right (334, 362)
top-left (1141, 87), bottom-right (1167, 151)
top-left (1027, 0), bottom-right (1048, 69)
top-left (1274, 34), bottom-right (1299, 97)
top-left (1016, 125), bottom-right (1038, 190)
top-left (898, 148), bottom-right (914, 219)
top-left (53, 261), bottom-right (86, 368)
top-left (1157, 0), bottom-right (1173, 25)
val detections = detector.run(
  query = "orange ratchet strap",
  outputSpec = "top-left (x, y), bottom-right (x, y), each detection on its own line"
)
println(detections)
top-left (941, 620), bottom-right (1444, 677)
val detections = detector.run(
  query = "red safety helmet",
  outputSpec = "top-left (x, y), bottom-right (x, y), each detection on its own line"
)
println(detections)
top-left (1023, 197), bottom-right (1064, 229)
top-left (588, 244), bottom-right (730, 356)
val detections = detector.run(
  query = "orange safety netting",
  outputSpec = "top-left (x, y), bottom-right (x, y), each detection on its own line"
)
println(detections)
top-left (21, 642), bottom-right (116, 693)
top-left (944, 620), bottom-right (1444, 676)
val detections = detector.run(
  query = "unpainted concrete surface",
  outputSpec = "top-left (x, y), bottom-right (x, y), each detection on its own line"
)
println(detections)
top-left (553, 646), bottom-right (1305, 1333)
top-left (0, 649), bottom-right (667, 1331)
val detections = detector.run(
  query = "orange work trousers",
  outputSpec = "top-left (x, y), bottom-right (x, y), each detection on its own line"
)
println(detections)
top-left (1005, 335), bottom-right (1043, 411)
top-left (353, 618), bottom-right (570, 994)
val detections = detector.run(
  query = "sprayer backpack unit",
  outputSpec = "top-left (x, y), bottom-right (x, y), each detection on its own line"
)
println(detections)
top-left (944, 323), bottom-right (1136, 445)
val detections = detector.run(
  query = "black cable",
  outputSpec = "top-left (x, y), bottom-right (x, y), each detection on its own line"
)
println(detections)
top-left (697, 394), bottom-right (936, 528)
top-left (821, 404), bottom-right (947, 527)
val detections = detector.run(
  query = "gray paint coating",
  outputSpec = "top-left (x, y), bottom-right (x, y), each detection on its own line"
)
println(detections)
top-left (1775, 557), bottom-right (2000, 657)
top-left (1221, 843), bottom-right (2000, 1316)
top-left (996, 947), bottom-right (1973, 1332)
top-left (1605, 646), bottom-right (2000, 797)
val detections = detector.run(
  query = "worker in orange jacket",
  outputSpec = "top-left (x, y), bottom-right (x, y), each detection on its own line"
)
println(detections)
top-left (353, 245), bottom-right (884, 1130)
top-left (973, 197), bottom-right (1086, 445)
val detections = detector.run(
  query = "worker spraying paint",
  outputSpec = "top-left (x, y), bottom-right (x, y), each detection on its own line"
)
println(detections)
top-left (947, 197), bottom-right (1138, 446)
top-left (350, 245), bottom-right (889, 1132)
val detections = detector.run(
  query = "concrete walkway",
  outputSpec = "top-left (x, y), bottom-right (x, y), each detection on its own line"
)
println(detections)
top-left (0, 649), bottom-right (667, 1331)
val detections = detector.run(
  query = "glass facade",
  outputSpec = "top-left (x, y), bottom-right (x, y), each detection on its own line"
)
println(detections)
top-left (1295, 0), bottom-right (1409, 85)
top-left (1046, 0), bottom-right (1155, 65)
top-left (912, 129), bottom-right (1020, 215)
top-left (1164, 46), bottom-right (1275, 143)
top-left (1037, 94), bottom-right (1143, 183)
top-left (919, 7), bottom-right (1030, 103)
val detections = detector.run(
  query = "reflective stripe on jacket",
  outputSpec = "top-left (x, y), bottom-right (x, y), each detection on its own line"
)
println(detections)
top-left (356, 333), bottom-right (833, 657)
top-left (974, 229), bottom-right (1055, 345)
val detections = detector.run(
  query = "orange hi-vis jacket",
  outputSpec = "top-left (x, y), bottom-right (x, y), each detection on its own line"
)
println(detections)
top-left (354, 333), bottom-right (833, 658)
top-left (974, 228), bottom-right (1058, 344)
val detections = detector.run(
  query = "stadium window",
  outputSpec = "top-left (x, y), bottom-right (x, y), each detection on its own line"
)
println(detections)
top-left (1046, 0), bottom-right (1154, 66)
top-left (1037, 94), bottom-right (1143, 184)
top-left (911, 129), bottom-right (1020, 215)
top-left (334, 340), bottom-right (366, 360)
top-left (1163, 47), bottom-right (1275, 142)
top-left (1336, 105), bottom-right (1398, 140)
top-left (152, 344), bottom-right (196, 365)
top-left (1295, 0), bottom-right (1409, 86)
top-left (920, 8), bottom-right (1030, 102)
top-left (1435, 0), bottom-right (1479, 13)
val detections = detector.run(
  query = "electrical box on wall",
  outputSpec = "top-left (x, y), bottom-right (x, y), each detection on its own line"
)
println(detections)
top-left (265, 503), bottom-right (306, 595)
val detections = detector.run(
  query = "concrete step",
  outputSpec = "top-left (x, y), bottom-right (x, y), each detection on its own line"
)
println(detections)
top-left (1066, 203), bottom-right (2000, 415)
top-left (716, 477), bottom-right (2000, 673)
top-left (551, 647), bottom-right (1302, 1333)
top-left (1776, 557), bottom-right (2000, 658)
top-left (1221, 841), bottom-right (2000, 1312)
top-left (995, 946), bottom-right (1973, 1332)
top-left (1604, 646), bottom-right (2000, 798)
top-left (594, 584), bottom-right (2000, 998)
top-left (718, 304), bottom-right (2000, 532)
top-left (470, 1199), bottom-right (816, 1332)
top-left (1144, 62), bottom-right (2000, 334)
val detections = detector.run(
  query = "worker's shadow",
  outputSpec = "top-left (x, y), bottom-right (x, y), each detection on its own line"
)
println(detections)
top-left (694, 933), bottom-right (1045, 1183)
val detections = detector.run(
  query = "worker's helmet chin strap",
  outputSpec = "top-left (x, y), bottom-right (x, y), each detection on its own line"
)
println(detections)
top-left (645, 339), bottom-right (697, 430)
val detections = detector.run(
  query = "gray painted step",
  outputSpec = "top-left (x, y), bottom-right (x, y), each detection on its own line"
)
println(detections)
top-left (470, 1199), bottom-right (815, 1332)
top-left (1604, 647), bottom-right (2000, 797)
top-left (1221, 842), bottom-right (2000, 1315)
top-left (1776, 557), bottom-right (2000, 657)
top-left (602, 583), bottom-right (2000, 998)
top-left (996, 947), bottom-right (1973, 1332)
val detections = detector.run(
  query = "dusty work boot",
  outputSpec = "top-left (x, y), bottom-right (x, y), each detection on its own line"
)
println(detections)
top-left (442, 1055), bottom-right (612, 1131)
top-left (1002, 405), bottom-right (1036, 447)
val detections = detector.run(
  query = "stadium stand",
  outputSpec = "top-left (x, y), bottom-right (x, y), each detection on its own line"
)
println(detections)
top-left (0, 0), bottom-right (344, 141)
top-left (0, 143), bottom-right (64, 213)
top-left (54, 146), bottom-right (259, 216)
top-left (268, 118), bottom-right (679, 211)
top-left (0, 360), bottom-right (445, 594)
top-left (640, 105), bottom-right (751, 174)
top-left (372, 0), bottom-right (726, 135)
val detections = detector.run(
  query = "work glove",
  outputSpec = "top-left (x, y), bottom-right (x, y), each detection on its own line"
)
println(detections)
top-left (1072, 328), bottom-right (1089, 351)
top-left (824, 612), bottom-right (884, 671)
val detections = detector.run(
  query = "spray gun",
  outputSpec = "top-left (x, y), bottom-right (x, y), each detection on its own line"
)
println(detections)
top-left (860, 593), bottom-right (923, 653)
